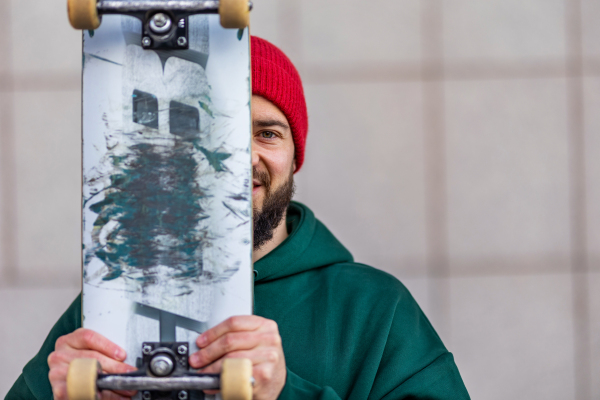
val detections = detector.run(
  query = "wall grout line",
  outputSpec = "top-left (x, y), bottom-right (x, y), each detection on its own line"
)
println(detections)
top-left (0, 0), bottom-right (17, 285)
top-left (565, 0), bottom-right (591, 399)
top-left (277, 0), bottom-right (304, 77)
top-left (277, 0), bottom-right (306, 203)
top-left (0, 73), bottom-right (80, 93)
top-left (302, 58), bottom-right (600, 85)
top-left (0, 97), bottom-right (17, 285)
top-left (4, 63), bottom-right (600, 91)
top-left (421, 0), bottom-right (451, 343)
top-left (4, 64), bottom-right (600, 90)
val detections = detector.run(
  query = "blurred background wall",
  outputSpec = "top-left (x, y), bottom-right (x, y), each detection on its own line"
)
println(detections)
top-left (0, 0), bottom-right (598, 398)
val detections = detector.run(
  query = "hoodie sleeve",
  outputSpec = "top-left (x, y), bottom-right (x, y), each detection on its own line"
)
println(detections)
top-left (277, 272), bottom-right (470, 400)
top-left (4, 374), bottom-right (36, 400)
top-left (279, 369), bottom-right (342, 400)
top-left (279, 352), bottom-right (468, 400)
top-left (366, 279), bottom-right (471, 400)
top-left (380, 352), bottom-right (470, 400)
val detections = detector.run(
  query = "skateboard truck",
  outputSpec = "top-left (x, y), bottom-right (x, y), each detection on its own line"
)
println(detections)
top-left (68, 311), bottom-right (252, 399)
top-left (67, 348), bottom-right (253, 400)
top-left (68, 0), bottom-right (253, 48)
top-left (101, 342), bottom-right (216, 400)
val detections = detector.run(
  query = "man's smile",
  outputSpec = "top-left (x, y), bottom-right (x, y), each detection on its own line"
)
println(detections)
top-left (252, 167), bottom-right (271, 198)
top-left (252, 180), bottom-right (262, 195)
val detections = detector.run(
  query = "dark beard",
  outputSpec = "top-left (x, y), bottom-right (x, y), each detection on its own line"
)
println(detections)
top-left (253, 167), bottom-right (295, 250)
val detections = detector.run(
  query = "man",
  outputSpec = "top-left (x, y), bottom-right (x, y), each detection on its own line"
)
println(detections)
top-left (7, 36), bottom-right (470, 400)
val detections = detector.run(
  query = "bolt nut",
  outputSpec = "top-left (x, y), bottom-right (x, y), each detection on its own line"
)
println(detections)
top-left (177, 37), bottom-right (187, 47)
top-left (178, 391), bottom-right (188, 400)
top-left (142, 37), bottom-right (152, 48)
top-left (149, 13), bottom-right (172, 34)
top-left (142, 344), bottom-right (152, 355)
top-left (142, 392), bottom-right (151, 400)
top-left (150, 354), bottom-right (174, 377)
top-left (177, 345), bottom-right (187, 355)
top-left (152, 13), bottom-right (168, 27)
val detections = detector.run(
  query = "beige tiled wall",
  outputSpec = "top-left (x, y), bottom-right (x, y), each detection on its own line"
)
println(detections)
top-left (13, 91), bottom-right (81, 285)
top-left (442, 0), bottom-right (566, 63)
top-left (585, 78), bottom-right (600, 263)
top-left (0, 94), bottom-right (6, 278)
top-left (444, 79), bottom-right (571, 271)
top-left (590, 273), bottom-right (600, 399)
top-left (301, 0), bottom-right (422, 66)
top-left (1, 0), bottom-right (597, 399)
top-left (303, 82), bottom-right (428, 274)
top-left (582, 0), bottom-right (600, 60)
top-left (449, 274), bottom-right (576, 400)
top-left (10, 0), bottom-right (82, 76)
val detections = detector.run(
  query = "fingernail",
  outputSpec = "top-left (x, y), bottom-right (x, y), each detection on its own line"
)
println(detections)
top-left (189, 354), bottom-right (198, 367)
top-left (115, 348), bottom-right (126, 360)
top-left (197, 334), bottom-right (206, 347)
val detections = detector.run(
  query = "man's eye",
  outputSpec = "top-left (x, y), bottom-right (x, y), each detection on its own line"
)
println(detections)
top-left (261, 131), bottom-right (276, 139)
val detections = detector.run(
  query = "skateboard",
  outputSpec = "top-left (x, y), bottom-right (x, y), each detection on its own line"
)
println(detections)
top-left (65, 1), bottom-right (254, 399)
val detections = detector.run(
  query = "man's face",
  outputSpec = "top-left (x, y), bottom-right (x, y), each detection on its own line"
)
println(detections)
top-left (252, 95), bottom-right (296, 249)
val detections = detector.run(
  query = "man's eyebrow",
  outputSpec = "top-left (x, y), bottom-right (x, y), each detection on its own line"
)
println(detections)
top-left (253, 119), bottom-right (290, 130)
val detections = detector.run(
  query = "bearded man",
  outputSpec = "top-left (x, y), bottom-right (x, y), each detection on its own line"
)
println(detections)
top-left (6, 37), bottom-right (470, 400)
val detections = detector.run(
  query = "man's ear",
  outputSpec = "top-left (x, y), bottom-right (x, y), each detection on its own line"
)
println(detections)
top-left (292, 159), bottom-right (297, 172)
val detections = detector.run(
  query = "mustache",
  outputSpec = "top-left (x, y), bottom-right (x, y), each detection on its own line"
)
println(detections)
top-left (253, 167), bottom-right (271, 191)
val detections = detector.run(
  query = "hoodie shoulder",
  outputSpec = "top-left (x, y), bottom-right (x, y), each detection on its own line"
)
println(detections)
top-left (254, 202), bottom-right (353, 282)
top-left (289, 202), bottom-right (353, 266)
top-left (318, 261), bottom-right (415, 305)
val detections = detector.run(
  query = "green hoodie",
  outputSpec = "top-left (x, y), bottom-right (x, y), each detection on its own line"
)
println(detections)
top-left (7, 201), bottom-right (469, 399)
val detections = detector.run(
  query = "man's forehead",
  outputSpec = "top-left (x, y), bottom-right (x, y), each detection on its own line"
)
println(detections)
top-left (252, 95), bottom-right (290, 130)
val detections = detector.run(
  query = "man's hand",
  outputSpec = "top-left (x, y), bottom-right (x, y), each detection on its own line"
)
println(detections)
top-left (47, 328), bottom-right (136, 400)
top-left (189, 316), bottom-right (286, 400)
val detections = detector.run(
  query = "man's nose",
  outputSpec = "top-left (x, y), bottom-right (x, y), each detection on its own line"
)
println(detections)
top-left (251, 148), bottom-right (259, 166)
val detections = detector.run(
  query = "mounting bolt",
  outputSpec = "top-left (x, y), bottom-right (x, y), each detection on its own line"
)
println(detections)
top-left (177, 345), bottom-right (187, 355)
top-left (142, 392), bottom-right (151, 400)
top-left (142, 37), bottom-right (152, 48)
top-left (178, 19), bottom-right (186, 29)
top-left (150, 354), bottom-right (174, 376)
top-left (142, 344), bottom-right (152, 355)
top-left (177, 37), bottom-right (187, 47)
top-left (178, 391), bottom-right (188, 400)
top-left (149, 12), bottom-right (172, 34)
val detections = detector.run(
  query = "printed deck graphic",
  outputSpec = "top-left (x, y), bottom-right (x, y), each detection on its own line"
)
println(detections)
top-left (81, 14), bottom-right (252, 367)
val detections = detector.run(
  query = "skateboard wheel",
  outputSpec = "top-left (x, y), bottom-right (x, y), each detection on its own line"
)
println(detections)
top-left (221, 358), bottom-right (253, 400)
top-left (67, 0), bottom-right (100, 30)
top-left (219, 0), bottom-right (250, 29)
top-left (67, 358), bottom-right (100, 400)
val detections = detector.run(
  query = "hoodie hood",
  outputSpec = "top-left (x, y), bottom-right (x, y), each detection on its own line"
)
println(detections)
top-left (253, 201), bottom-right (353, 282)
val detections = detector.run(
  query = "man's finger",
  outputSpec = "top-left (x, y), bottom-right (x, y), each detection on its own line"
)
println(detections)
top-left (197, 361), bottom-right (221, 375)
top-left (51, 380), bottom-right (67, 400)
top-left (101, 390), bottom-right (131, 400)
top-left (199, 352), bottom-right (278, 397)
top-left (48, 363), bottom-right (68, 385)
top-left (195, 349), bottom-right (278, 377)
top-left (190, 331), bottom-right (262, 368)
top-left (223, 349), bottom-right (281, 367)
top-left (62, 328), bottom-right (127, 361)
top-left (113, 390), bottom-right (137, 398)
top-left (196, 316), bottom-right (265, 348)
top-left (63, 349), bottom-right (135, 374)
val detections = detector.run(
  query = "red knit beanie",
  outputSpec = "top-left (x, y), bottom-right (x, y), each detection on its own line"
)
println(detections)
top-left (251, 36), bottom-right (308, 172)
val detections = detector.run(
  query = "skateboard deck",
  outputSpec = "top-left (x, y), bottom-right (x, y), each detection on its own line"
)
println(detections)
top-left (79, 7), bottom-right (253, 389)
